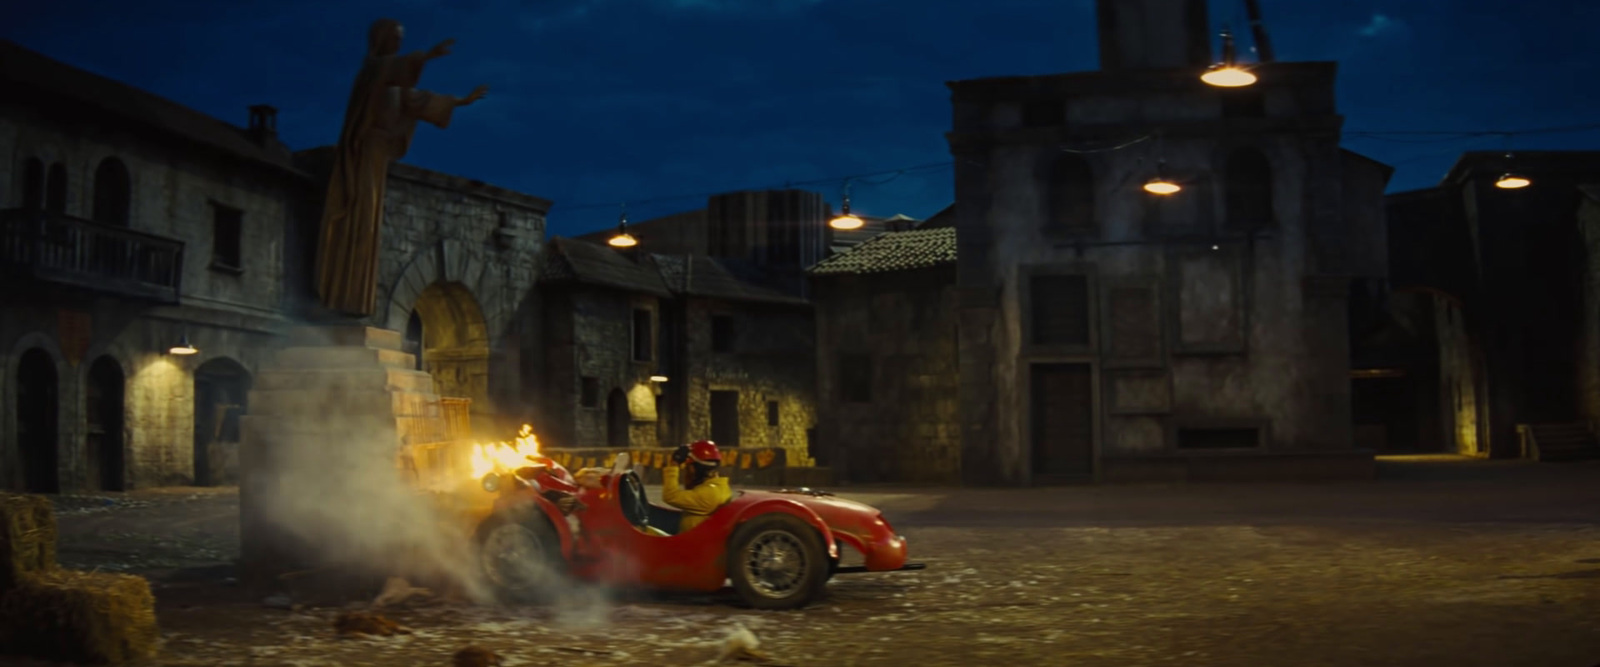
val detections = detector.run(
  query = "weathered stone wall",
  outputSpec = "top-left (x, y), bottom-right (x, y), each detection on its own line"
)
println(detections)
top-left (682, 299), bottom-right (816, 467)
top-left (949, 64), bottom-right (1383, 483)
top-left (813, 268), bottom-right (960, 483)
top-left (295, 153), bottom-right (549, 438)
top-left (1432, 296), bottom-right (1483, 456)
top-left (538, 286), bottom-right (665, 450)
top-left (0, 100), bottom-right (299, 491)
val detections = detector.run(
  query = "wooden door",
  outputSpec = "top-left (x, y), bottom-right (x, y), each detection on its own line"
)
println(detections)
top-left (1031, 363), bottom-right (1094, 478)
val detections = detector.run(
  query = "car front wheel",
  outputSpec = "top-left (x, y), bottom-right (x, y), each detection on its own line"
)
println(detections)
top-left (727, 514), bottom-right (829, 610)
top-left (476, 513), bottom-right (563, 603)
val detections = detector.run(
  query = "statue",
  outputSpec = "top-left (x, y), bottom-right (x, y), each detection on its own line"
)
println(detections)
top-left (315, 19), bottom-right (489, 317)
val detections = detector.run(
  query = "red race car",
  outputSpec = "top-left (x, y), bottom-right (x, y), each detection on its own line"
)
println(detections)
top-left (473, 452), bottom-right (923, 609)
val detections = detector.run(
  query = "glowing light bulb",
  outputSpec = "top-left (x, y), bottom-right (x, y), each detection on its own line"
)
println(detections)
top-left (1495, 173), bottom-right (1530, 189)
top-left (1144, 179), bottom-right (1181, 195)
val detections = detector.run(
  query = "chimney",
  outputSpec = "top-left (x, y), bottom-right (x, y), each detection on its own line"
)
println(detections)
top-left (1096, 0), bottom-right (1213, 71)
top-left (248, 104), bottom-right (279, 145)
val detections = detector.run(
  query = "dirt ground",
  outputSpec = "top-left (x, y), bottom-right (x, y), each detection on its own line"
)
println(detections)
top-left (26, 456), bottom-right (1600, 667)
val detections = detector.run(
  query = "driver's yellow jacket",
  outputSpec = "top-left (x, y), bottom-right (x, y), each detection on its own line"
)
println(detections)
top-left (662, 465), bottom-right (732, 533)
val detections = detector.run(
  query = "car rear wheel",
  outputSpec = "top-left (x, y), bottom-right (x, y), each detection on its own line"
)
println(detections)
top-left (727, 514), bottom-right (829, 610)
top-left (476, 513), bottom-right (563, 602)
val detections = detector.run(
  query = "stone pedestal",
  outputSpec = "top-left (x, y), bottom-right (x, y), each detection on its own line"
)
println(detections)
top-left (238, 325), bottom-right (441, 589)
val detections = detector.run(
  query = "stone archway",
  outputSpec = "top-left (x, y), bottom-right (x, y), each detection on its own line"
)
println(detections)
top-left (16, 348), bottom-right (60, 493)
top-left (408, 282), bottom-right (492, 434)
top-left (194, 357), bottom-right (252, 487)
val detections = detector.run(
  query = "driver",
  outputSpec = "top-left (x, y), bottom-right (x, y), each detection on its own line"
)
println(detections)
top-left (662, 440), bottom-right (732, 533)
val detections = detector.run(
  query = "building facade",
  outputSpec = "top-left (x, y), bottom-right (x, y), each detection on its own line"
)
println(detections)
top-left (0, 41), bottom-right (307, 491)
top-left (810, 226), bottom-right (961, 483)
top-left (946, 0), bottom-right (1391, 484)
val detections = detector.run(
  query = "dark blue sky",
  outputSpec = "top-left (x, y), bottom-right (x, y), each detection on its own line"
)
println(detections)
top-left (7, 0), bottom-right (1599, 237)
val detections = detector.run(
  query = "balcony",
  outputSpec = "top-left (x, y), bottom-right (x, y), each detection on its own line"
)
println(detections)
top-left (0, 208), bottom-right (184, 303)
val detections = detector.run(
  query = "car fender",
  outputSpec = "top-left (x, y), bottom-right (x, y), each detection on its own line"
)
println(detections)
top-left (730, 498), bottom-right (839, 560)
top-left (491, 491), bottom-right (576, 560)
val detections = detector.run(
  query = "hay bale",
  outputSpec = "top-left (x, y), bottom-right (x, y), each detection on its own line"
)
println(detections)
top-left (0, 569), bottom-right (160, 664)
top-left (0, 493), bottom-right (57, 591)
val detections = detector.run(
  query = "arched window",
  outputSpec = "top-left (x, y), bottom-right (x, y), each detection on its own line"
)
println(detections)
top-left (21, 158), bottom-right (44, 210)
top-left (1045, 153), bottom-right (1095, 231)
top-left (1224, 148), bottom-right (1273, 229)
top-left (92, 157), bottom-right (132, 226)
top-left (45, 162), bottom-right (68, 214)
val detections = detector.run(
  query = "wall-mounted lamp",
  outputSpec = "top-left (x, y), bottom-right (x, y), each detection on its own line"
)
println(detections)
top-left (168, 333), bottom-right (199, 356)
top-left (649, 375), bottom-right (669, 383)
top-left (1144, 160), bottom-right (1182, 195)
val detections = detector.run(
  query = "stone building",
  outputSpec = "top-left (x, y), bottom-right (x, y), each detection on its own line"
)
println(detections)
top-left (1385, 151), bottom-right (1600, 460)
top-left (945, 0), bottom-right (1391, 484)
top-left (289, 150), bottom-right (549, 438)
top-left (810, 225), bottom-right (960, 483)
top-left (535, 235), bottom-right (817, 467)
top-left (0, 40), bottom-right (307, 491)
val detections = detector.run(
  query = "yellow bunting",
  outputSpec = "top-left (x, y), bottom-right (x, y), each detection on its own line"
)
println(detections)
top-left (740, 453), bottom-right (751, 470)
top-left (604, 454), bottom-right (617, 468)
top-left (757, 450), bottom-right (775, 468)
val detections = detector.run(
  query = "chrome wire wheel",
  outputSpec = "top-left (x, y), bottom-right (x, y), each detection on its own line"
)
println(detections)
top-left (740, 529), bottom-right (808, 599)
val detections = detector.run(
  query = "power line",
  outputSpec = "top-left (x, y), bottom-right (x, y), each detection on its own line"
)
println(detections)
top-left (551, 121), bottom-right (1600, 215)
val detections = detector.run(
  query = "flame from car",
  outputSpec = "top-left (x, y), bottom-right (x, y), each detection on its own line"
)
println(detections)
top-left (469, 423), bottom-right (540, 479)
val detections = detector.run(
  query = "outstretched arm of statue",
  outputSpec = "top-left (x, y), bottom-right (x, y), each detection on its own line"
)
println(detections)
top-left (457, 85), bottom-right (489, 107)
top-left (427, 38), bottom-right (456, 59)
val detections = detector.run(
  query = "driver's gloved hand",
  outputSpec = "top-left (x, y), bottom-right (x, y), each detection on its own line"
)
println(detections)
top-left (671, 444), bottom-right (690, 465)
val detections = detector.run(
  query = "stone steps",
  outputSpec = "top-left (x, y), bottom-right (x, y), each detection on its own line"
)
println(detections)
top-left (272, 346), bottom-right (416, 371)
top-left (285, 325), bottom-right (404, 351)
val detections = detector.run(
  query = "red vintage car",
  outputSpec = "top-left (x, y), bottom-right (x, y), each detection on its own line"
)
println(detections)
top-left (472, 452), bottom-right (922, 609)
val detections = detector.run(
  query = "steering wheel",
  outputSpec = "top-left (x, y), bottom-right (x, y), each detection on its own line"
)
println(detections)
top-left (619, 472), bottom-right (650, 530)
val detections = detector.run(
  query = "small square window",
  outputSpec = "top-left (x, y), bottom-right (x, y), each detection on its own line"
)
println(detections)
top-left (580, 377), bottom-right (599, 408)
top-left (211, 203), bottom-right (243, 271)
top-left (766, 401), bottom-right (779, 427)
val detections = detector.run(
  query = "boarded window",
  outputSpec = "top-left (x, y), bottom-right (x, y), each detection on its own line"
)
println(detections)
top-left (631, 309), bottom-right (652, 361)
top-left (711, 315), bottom-right (736, 353)
top-left (840, 353), bottom-right (872, 403)
top-left (1107, 287), bottom-right (1160, 361)
top-left (1031, 274), bottom-right (1090, 346)
top-left (580, 377), bottom-right (599, 407)
top-left (767, 400), bottom-right (779, 427)
top-left (1224, 148), bottom-right (1274, 229)
top-left (212, 203), bottom-right (243, 270)
top-left (1177, 427), bottom-right (1259, 449)
top-left (1045, 154), bottom-right (1095, 231)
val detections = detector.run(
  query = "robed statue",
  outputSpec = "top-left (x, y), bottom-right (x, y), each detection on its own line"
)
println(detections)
top-left (315, 19), bottom-right (488, 317)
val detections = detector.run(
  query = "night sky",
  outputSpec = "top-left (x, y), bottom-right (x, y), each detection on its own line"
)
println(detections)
top-left (6, 0), bottom-right (1598, 238)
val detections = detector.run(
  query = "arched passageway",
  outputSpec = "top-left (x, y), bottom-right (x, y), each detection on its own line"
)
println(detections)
top-left (86, 356), bottom-right (126, 491)
top-left (16, 348), bottom-right (60, 493)
top-left (193, 357), bottom-right (251, 486)
top-left (409, 282), bottom-right (492, 434)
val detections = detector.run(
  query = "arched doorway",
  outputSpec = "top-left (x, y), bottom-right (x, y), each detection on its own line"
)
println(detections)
top-left (193, 358), bottom-right (252, 486)
top-left (410, 282), bottom-right (492, 433)
top-left (16, 348), bottom-right (60, 493)
top-left (606, 389), bottom-right (630, 448)
top-left (85, 356), bottom-right (126, 491)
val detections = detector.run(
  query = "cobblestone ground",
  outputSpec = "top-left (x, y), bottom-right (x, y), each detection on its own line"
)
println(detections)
top-left (34, 458), bottom-right (1600, 666)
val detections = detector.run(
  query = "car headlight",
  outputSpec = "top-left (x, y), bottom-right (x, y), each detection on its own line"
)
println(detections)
top-left (481, 473), bottom-right (501, 493)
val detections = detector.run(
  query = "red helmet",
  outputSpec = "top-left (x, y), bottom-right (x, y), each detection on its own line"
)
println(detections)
top-left (688, 440), bottom-right (722, 466)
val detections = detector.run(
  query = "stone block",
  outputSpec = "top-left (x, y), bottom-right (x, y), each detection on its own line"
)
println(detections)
top-left (273, 346), bottom-right (416, 371)
top-left (286, 326), bottom-right (404, 351)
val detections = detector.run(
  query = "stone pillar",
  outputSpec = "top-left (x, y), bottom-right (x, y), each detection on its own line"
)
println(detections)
top-left (238, 325), bottom-right (442, 589)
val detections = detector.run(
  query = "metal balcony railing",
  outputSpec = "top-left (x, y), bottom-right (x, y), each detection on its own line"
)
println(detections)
top-left (0, 208), bottom-right (185, 303)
